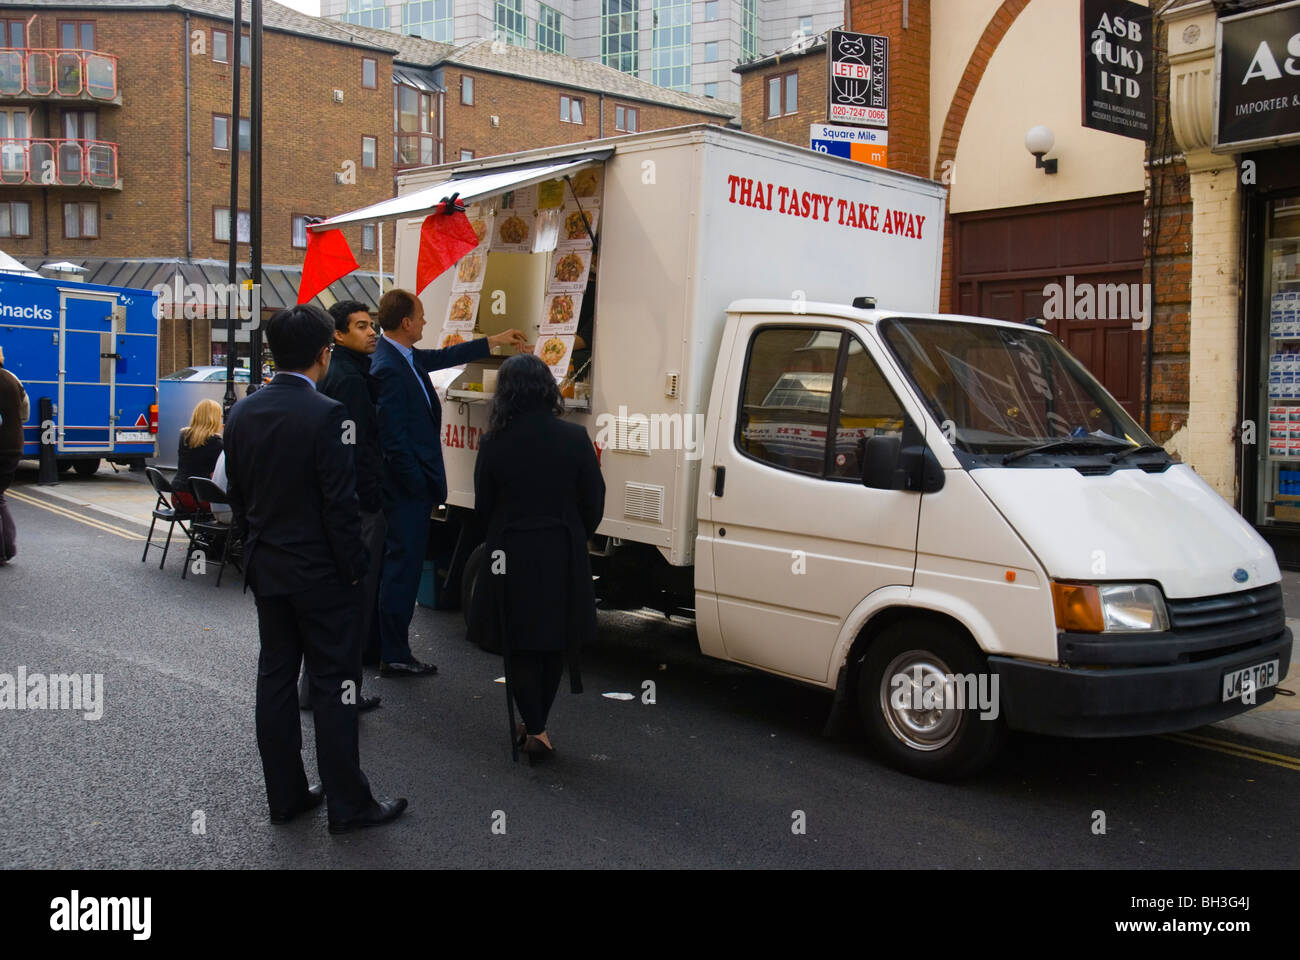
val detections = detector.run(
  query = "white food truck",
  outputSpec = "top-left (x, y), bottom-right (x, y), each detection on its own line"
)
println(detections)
top-left (319, 125), bottom-right (1290, 779)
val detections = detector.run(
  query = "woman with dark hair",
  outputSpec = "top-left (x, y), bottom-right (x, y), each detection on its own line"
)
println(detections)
top-left (471, 352), bottom-right (605, 763)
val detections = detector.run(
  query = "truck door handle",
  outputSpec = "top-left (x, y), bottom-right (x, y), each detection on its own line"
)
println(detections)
top-left (713, 465), bottom-right (725, 497)
top-left (100, 352), bottom-right (121, 360)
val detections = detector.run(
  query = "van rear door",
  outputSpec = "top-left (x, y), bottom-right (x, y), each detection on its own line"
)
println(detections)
top-left (702, 313), bottom-right (923, 683)
top-left (57, 289), bottom-right (118, 455)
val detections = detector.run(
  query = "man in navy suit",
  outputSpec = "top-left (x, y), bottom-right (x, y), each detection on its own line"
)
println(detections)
top-left (225, 304), bottom-right (406, 833)
top-left (371, 288), bottom-right (525, 675)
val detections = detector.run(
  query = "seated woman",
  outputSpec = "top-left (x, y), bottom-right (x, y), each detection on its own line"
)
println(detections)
top-left (172, 398), bottom-right (223, 513)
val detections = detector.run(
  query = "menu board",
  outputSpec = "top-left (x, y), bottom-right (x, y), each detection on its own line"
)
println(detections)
top-left (547, 248), bottom-right (592, 293)
top-left (568, 166), bottom-right (603, 202)
top-left (436, 204), bottom-right (491, 345)
top-left (558, 205), bottom-right (599, 248)
top-left (493, 186), bottom-right (538, 252)
top-left (450, 244), bottom-right (488, 292)
top-left (535, 334), bottom-right (574, 377)
top-left (444, 291), bottom-right (479, 331)
top-left (539, 292), bottom-right (582, 335)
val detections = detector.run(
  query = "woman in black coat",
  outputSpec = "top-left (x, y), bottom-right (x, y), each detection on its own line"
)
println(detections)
top-left (472, 353), bottom-right (605, 763)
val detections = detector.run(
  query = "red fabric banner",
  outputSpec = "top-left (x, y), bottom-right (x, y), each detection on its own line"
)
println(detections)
top-left (297, 228), bottom-right (359, 304)
top-left (416, 210), bottom-right (479, 294)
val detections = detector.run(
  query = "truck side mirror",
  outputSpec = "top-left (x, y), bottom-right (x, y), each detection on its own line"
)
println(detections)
top-left (861, 435), bottom-right (903, 489)
top-left (861, 420), bottom-right (945, 494)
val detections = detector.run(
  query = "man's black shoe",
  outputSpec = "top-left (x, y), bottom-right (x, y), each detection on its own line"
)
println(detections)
top-left (380, 659), bottom-right (437, 677)
top-left (328, 797), bottom-right (408, 835)
top-left (358, 694), bottom-right (382, 712)
top-left (269, 785), bottom-right (324, 825)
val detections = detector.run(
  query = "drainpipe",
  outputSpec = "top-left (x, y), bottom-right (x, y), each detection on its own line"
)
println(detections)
top-left (184, 11), bottom-right (193, 364)
top-left (599, 92), bottom-right (604, 137)
top-left (184, 12), bottom-right (192, 260)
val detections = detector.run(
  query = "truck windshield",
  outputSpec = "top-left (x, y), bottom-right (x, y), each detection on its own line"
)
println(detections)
top-left (879, 317), bottom-right (1155, 457)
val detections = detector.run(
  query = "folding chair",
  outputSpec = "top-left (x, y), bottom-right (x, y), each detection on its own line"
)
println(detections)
top-left (181, 477), bottom-right (242, 587)
top-left (141, 466), bottom-right (196, 570)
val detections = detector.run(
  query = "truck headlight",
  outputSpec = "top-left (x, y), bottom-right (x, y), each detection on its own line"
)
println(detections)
top-left (1051, 582), bottom-right (1169, 633)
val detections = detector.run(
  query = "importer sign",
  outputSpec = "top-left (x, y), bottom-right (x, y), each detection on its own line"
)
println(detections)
top-left (828, 30), bottom-right (888, 128)
top-left (1216, 0), bottom-right (1300, 150)
top-left (1081, 0), bottom-right (1152, 140)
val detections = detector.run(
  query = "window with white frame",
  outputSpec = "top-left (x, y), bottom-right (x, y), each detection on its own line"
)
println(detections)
top-left (63, 201), bottom-right (98, 239)
top-left (214, 206), bottom-right (251, 244)
top-left (560, 95), bottom-right (584, 124)
top-left (362, 223), bottom-right (376, 252)
top-left (0, 200), bottom-right (30, 238)
top-left (615, 104), bottom-right (638, 131)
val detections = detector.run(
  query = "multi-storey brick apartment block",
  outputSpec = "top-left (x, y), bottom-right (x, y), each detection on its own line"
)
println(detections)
top-left (0, 0), bottom-right (731, 372)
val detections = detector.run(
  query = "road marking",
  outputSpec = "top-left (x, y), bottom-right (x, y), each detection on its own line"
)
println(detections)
top-left (7, 489), bottom-right (147, 542)
top-left (1162, 731), bottom-right (1300, 771)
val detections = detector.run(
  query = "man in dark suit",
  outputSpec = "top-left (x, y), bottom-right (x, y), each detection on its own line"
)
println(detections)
top-left (298, 300), bottom-right (383, 712)
top-left (371, 288), bottom-right (525, 675)
top-left (225, 304), bottom-right (406, 834)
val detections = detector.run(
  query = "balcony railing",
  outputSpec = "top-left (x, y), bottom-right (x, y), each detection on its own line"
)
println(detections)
top-left (0, 48), bottom-right (119, 102)
top-left (0, 138), bottom-right (119, 188)
top-left (394, 132), bottom-right (438, 168)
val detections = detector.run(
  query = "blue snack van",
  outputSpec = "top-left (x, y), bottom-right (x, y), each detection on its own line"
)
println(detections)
top-left (0, 272), bottom-right (159, 474)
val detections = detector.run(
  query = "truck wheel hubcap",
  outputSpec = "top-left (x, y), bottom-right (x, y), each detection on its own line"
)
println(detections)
top-left (878, 650), bottom-right (962, 752)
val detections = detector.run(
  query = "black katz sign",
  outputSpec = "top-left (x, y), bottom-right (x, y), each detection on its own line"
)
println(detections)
top-left (1217, 1), bottom-right (1300, 149)
top-left (1081, 0), bottom-right (1153, 140)
top-left (827, 30), bottom-right (888, 128)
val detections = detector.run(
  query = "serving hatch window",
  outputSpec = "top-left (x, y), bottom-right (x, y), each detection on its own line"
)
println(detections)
top-left (429, 161), bottom-right (606, 392)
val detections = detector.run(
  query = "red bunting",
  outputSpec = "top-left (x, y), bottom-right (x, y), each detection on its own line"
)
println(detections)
top-left (297, 228), bottom-right (359, 304)
top-left (416, 210), bottom-right (479, 294)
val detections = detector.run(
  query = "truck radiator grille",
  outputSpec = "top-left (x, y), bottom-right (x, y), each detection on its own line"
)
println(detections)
top-left (1165, 583), bottom-right (1284, 633)
top-left (624, 482), bottom-right (665, 524)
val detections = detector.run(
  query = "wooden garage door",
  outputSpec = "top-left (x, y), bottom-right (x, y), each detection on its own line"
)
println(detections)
top-left (953, 195), bottom-right (1145, 421)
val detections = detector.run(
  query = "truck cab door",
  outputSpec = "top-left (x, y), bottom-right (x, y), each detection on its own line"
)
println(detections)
top-left (702, 314), bottom-right (924, 684)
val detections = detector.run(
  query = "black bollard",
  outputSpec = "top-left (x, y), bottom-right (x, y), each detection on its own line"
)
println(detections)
top-left (37, 396), bottom-right (57, 485)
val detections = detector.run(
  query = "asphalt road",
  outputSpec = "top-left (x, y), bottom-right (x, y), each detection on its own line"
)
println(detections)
top-left (2, 484), bottom-right (1298, 869)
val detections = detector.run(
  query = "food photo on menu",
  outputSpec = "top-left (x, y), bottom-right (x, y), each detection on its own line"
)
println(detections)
top-left (549, 249), bottom-right (591, 292)
top-left (541, 292), bottom-right (581, 333)
top-left (570, 165), bottom-right (601, 198)
top-left (562, 207), bottom-right (599, 243)
top-left (537, 334), bottom-right (573, 373)
top-left (445, 292), bottom-right (479, 329)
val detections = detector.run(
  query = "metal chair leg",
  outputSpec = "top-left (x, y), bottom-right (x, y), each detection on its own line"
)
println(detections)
top-left (142, 515), bottom-right (157, 563)
top-left (215, 528), bottom-right (231, 588)
top-left (160, 520), bottom-right (174, 570)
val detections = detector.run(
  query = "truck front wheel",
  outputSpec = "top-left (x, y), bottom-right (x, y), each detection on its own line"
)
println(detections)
top-left (72, 458), bottom-right (101, 477)
top-left (857, 619), bottom-right (1005, 781)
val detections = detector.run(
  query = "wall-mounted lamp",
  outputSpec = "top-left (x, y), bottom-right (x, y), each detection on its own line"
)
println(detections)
top-left (1025, 126), bottom-right (1058, 175)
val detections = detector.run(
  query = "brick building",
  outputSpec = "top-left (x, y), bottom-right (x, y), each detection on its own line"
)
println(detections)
top-left (0, 0), bottom-right (396, 372)
top-left (331, 24), bottom-right (735, 169)
top-left (0, 0), bottom-right (731, 373)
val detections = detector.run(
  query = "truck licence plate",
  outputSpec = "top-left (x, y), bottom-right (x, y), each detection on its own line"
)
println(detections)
top-left (116, 431), bottom-right (152, 443)
top-left (1221, 660), bottom-right (1279, 702)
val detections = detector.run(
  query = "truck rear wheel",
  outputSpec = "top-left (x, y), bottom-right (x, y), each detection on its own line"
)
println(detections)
top-left (857, 619), bottom-right (1004, 781)
top-left (461, 543), bottom-right (485, 629)
top-left (72, 458), bottom-right (100, 477)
